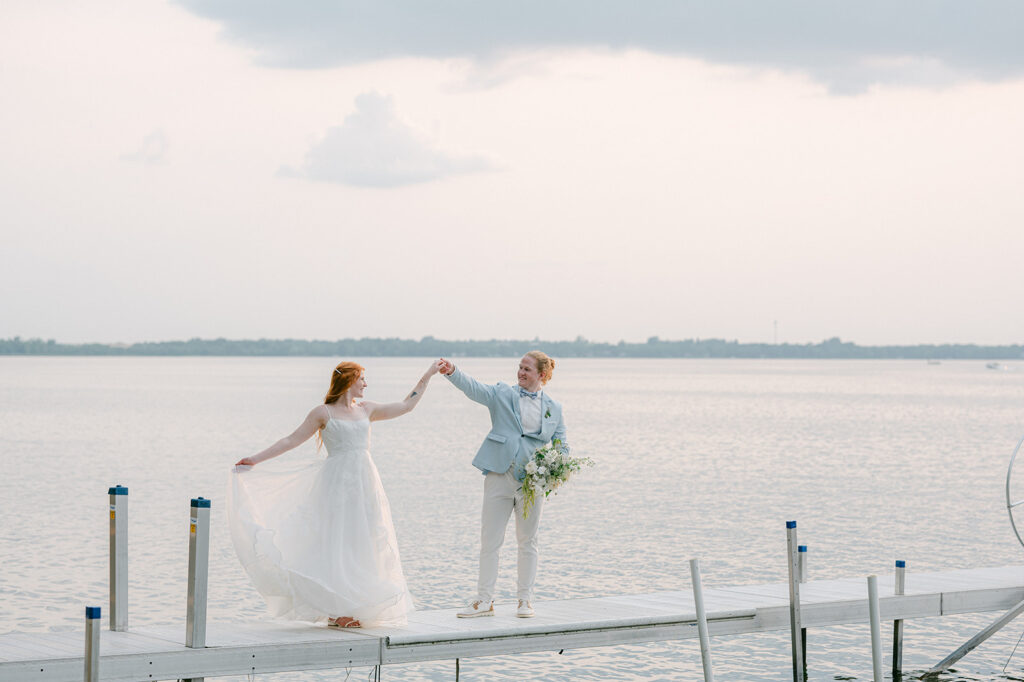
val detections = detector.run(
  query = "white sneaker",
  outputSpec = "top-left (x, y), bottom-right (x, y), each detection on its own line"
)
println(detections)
top-left (456, 599), bottom-right (494, 618)
top-left (516, 600), bottom-right (534, 618)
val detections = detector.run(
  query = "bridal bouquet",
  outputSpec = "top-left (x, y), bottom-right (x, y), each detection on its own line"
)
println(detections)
top-left (521, 439), bottom-right (593, 518)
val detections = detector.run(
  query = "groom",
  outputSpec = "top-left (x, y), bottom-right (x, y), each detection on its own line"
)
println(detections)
top-left (439, 351), bottom-right (569, 619)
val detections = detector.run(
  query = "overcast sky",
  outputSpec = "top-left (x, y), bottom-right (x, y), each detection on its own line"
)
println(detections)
top-left (2, 1), bottom-right (1022, 345)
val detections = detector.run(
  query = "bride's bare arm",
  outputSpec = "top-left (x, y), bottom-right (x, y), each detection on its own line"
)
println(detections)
top-left (364, 360), bottom-right (443, 422)
top-left (235, 406), bottom-right (328, 466)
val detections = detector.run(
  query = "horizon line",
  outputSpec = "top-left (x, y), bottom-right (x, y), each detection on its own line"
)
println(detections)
top-left (3, 335), bottom-right (1022, 349)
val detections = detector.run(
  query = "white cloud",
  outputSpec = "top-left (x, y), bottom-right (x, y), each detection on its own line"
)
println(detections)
top-left (280, 92), bottom-right (493, 187)
top-left (5, 3), bottom-right (1024, 345)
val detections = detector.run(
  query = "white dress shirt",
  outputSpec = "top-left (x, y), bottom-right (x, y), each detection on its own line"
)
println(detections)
top-left (519, 391), bottom-right (543, 435)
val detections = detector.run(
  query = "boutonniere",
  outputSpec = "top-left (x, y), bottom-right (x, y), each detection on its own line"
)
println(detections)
top-left (545, 410), bottom-right (551, 418)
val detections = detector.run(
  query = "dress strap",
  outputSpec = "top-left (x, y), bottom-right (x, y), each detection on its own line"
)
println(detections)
top-left (322, 404), bottom-right (332, 423)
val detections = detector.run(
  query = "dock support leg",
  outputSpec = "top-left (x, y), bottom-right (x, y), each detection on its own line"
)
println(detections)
top-left (84, 606), bottom-right (100, 682)
top-left (926, 596), bottom-right (1024, 674)
top-left (689, 558), bottom-right (715, 682)
top-left (868, 575), bottom-right (883, 682)
top-left (785, 521), bottom-right (804, 682)
top-left (801, 628), bottom-right (807, 679)
top-left (109, 485), bottom-right (128, 632)
top-left (892, 560), bottom-right (905, 678)
top-left (185, 497), bottom-right (211, 682)
top-left (798, 544), bottom-right (808, 679)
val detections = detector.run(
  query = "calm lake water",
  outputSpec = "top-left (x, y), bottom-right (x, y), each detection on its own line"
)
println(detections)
top-left (2, 356), bottom-right (1024, 680)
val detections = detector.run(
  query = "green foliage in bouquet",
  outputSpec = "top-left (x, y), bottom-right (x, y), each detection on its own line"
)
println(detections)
top-left (521, 439), bottom-right (594, 518)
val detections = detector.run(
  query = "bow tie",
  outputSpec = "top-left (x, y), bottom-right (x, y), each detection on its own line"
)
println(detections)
top-left (519, 387), bottom-right (539, 399)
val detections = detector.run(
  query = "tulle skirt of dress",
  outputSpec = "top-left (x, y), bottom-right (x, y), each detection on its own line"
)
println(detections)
top-left (228, 450), bottom-right (414, 627)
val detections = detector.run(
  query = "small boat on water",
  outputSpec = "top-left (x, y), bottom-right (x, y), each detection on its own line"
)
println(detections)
top-left (986, 362), bottom-right (1007, 370)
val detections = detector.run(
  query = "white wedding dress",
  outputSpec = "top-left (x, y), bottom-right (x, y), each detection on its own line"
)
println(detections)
top-left (228, 416), bottom-right (414, 626)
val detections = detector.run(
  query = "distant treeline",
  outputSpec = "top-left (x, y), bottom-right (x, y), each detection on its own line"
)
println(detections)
top-left (2, 336), bottom-right (1022, 359)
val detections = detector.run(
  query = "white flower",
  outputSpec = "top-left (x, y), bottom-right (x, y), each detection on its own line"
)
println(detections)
top-left (525, 461), bottom-right (537, 474)
top-left (537, 466), bottom-right (547, 476)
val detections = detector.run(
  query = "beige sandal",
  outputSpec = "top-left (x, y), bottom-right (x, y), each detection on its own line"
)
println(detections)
top-left (328, 617), bottom-right (361, 628)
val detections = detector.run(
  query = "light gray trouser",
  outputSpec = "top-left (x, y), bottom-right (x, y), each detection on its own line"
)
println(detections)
top-left (477, 466), bottom-right (544, 602)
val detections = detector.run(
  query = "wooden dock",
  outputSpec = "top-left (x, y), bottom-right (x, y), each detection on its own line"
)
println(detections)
top-left (3, 564), bottom-right (1023, 681)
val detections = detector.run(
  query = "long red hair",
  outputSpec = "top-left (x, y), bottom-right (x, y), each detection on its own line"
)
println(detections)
top-left (317, 361), bottom-right (364, 450)
top-left (325, 361), bottom-right (364, 405)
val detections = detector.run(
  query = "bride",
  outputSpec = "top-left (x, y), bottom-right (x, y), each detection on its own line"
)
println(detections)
top-left (229, 359), bottom-right (443, 628)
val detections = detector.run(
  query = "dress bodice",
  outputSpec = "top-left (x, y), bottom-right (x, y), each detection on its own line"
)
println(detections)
top-left (321, 418), bottom-right (371, 457)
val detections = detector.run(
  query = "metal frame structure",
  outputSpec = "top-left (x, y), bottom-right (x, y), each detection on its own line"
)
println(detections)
top-left (1006, 434), bottom-right (1024, 548)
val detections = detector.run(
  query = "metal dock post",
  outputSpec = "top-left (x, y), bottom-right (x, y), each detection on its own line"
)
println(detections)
top-left (185, 497), bottom-right (211, 682)
top-left (798, 544), bottom-right (807, 676)
top-left (786, 521), bottom-right (804, 682)
top-left (892, 559), bottom-right (905, 677)
top-left (84, 606), bottom-right (100, 682)
top-left (867, 575), bottom-right (882, 682)
top-left (109, 485), bottom-right (128, 631)
top-left (689, 558), bottom-right (715, 682)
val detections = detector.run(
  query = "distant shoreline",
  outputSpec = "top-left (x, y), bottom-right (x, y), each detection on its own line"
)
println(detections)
top-left (2, 336), bottom-right (1022, 359)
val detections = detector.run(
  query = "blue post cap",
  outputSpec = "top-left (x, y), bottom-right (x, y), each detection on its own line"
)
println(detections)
top-left (191, 497), bottom-right (211, 508)
top-left (108, 485), bottom-right (128, 495)
top-left (895, 560), bottom-right (906, 568)
top-left (798, 545), bottom-right (807, 552)
top-left (786, 521), bottom-right (797, 528)
top-left (85, 606), bottom-right (101, 619)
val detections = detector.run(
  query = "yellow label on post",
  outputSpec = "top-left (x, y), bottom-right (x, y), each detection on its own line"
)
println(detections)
top-left (190, 523), bottom-right (196, 534)
top-left (110, 511), bottom-right (115, 520)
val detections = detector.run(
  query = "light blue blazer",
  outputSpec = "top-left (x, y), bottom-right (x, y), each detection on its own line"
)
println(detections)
top-left (446, 367), bottom-right (569, 481)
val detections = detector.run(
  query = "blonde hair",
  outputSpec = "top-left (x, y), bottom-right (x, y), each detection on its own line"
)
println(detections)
top-left (525, 350), bottom-right (555, 384)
